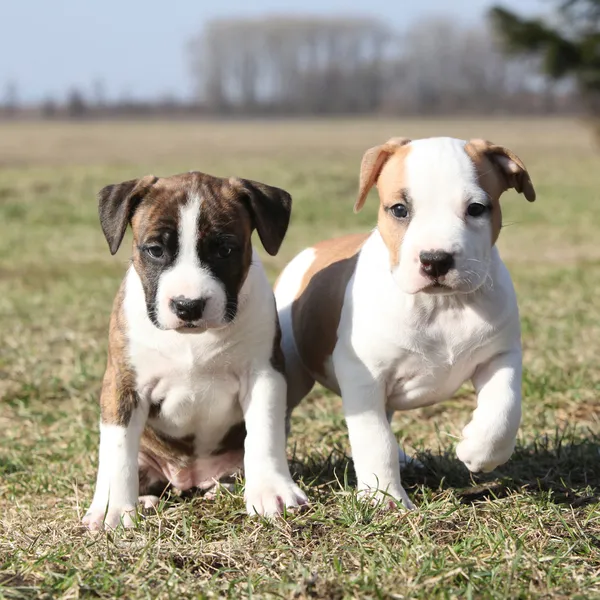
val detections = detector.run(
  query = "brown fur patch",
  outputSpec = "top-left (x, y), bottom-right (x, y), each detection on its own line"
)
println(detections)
top-left (374, 148), bottom-right (412, 267)
top-left (292, 233), bottom-right (369, 380)
top-left (465, 139), bottom-right (536, 245)
top-left (355, 137), bottom-right (411, 212)
top-left (463, 144), bottom-right (506, 244)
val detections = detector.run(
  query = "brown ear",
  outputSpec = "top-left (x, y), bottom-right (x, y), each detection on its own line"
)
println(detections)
top-left (467, 139), bottom-right (536, 202)
top-left (355, 137), bottom-right (411, 213)
top-left (98, 175), bottom-right (158, 255)
top-left (231, 178), bottom-right (292, 256)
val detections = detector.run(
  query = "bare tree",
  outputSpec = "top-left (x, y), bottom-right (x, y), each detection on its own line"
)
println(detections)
top-left (3, 80), bottom-right (19, 117)
top-left (188, 16), bottom-right (394, 115)
top-left (385, 16), bottom-right (550, 115)
top-left (66, 88), bottom-right (87, 118)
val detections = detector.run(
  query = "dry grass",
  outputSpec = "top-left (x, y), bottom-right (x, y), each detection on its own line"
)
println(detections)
top-left (1, 118), bottom-right (599, 599)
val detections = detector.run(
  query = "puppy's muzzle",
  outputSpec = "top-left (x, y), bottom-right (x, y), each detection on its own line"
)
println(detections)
top-left (419, 250), bottom-right (455, 279)
top-left (169, 296), bottom-right (207, 322)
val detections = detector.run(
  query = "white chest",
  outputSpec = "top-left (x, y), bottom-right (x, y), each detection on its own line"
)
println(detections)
top-left (122, 268), bottom-right (257, 451)
top-left (382, 307), bottom-right (503, 408)
top-left (337, 245), bottom-right (519, 410)
top-left (129, 328), bottom-right (246, 448)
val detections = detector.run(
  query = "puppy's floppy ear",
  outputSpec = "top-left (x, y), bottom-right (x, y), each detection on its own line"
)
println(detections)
top-left (98, 175), bottom-right (158, 255)
top-left (467, 139), bottom-right (536, 202)
top-left (230, 178), bottom-right (292, 256)
top-left (356, 137), bottom-right (411, 213)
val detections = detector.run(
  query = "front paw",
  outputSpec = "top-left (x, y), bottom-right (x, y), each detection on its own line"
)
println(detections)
top-left (245, 474), bottom-right (308, 517)
top-left (82, 504), bottom-right (138, 531)
top-left (357, 485), bottom-right (415, 510)
top-left (456, 434), bottom-right (516, 473)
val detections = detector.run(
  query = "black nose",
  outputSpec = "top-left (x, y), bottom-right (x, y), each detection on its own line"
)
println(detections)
top-left (169, 296), bottom-right (206, 321)
top-left (419, 250), bottom-right (455, 278)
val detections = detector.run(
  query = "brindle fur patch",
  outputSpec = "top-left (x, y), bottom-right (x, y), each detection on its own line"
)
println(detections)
top-left (126, 173), bottom-right (288, 324)
top-left (140, 427), bottom-right (196, 467)
top-left (100, 281), bottom-right (138, 426)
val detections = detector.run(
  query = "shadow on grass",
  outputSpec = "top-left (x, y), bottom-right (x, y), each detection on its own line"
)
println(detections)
top-left (291, 428), bottom-right (600, 508)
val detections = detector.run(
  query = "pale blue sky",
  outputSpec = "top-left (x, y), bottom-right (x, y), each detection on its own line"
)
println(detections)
top-left (2, 0), bottom-right (549, 103)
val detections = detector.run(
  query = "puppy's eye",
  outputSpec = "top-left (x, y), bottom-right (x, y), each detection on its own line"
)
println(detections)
top-left (146, 245), bottom-right (164, 259)
top-left (466, 203), bottom-right (488, 217)
top-left (389, 203), bottom-right (408, 219)
top-left (217, 245), bottom-right (233, 259)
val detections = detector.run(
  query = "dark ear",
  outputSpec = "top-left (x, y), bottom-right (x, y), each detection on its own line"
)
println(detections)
top-left (230, 178), bottom-right (292, 256)
top-left (467, 139), bottom-right (536, 202)
top-left (98, 175), bottom-right (157, 254)
top-left (356, 137), bottom-right (411, 212)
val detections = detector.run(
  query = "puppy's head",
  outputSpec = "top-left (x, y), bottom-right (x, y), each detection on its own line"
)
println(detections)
top-left (98, 172), bottom-right (291, 331)
top-left (356, 136), bottom-right (535, 295)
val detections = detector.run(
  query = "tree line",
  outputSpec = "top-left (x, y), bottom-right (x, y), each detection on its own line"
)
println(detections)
top-left (0, 12), bottom-right (587, 120)
top-left (187, 15), bottom-right (573, 116)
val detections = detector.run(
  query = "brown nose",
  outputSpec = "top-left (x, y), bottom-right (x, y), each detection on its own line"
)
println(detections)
top-left (419, 250), bottom-right (454, 278)
top-left (169, 296), bottom-right (206, 321)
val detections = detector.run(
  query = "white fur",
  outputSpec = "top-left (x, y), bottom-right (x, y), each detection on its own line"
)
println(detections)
top-left (394, 137), bottom-right (494, 295)
top-left (275, 137), bottom-right (523, 508)
top-left (156, 196), bottom-right (227, 330)
top-left (85, 251), bottom-right (306, 529)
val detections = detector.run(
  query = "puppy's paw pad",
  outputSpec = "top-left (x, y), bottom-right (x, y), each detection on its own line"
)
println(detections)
top-left (82, 505), bottom-right (138, 531)
top-left (245, 476), bottom-right (308, 517)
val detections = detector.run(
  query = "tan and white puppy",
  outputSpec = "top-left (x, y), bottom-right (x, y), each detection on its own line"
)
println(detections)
top-left (83, 171), bottom-right (307, 530)
top-left (275, 137), bottom-right (535, 508)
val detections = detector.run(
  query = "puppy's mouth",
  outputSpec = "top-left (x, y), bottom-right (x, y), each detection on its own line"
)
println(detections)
top-left (173, 318), bottom-right (230, 333)
top-left (177, 321), bottom-right (208, 332)
top-left (173, 320), bottom-right (211, 333)
top-left (422, 280), bottom-right (453, 294)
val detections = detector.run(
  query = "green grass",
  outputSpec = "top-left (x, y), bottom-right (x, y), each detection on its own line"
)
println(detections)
top-left (1, 118), bottom-right (599, 599)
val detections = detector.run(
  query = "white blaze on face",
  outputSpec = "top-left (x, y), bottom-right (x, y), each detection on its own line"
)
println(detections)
top-left (156, 195), bottom-right (227, 330)
top-left (393, 138), bottom-right (493, 295)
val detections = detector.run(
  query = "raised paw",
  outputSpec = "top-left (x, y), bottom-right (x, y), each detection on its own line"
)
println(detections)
top-left (82, 504), bottom-right (138, 531)
top-left (245, 474), bottom-right (308, 517)
top-left (456, 436), bottom-right (515, 473)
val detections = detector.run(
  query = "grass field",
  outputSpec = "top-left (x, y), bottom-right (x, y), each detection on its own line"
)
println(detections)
top-left (1, 118), bottom-right (599, 599)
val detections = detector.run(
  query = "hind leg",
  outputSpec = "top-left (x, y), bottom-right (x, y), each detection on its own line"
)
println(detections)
top-left (136, 456), bottom-right (171, 511)
top-left (283, 341), bottom-right (316, 437)
top-left (386, 410), bottom-right (423, 468)
top-left (276, 303), bottom-right (315, 433)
